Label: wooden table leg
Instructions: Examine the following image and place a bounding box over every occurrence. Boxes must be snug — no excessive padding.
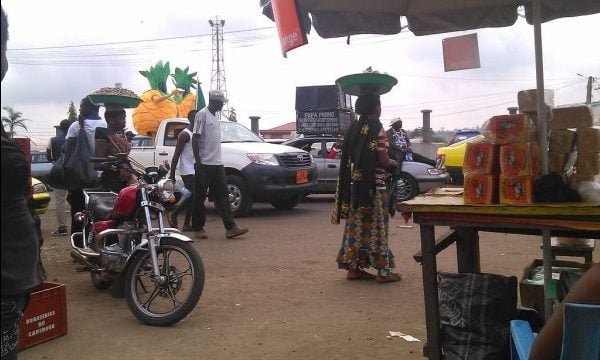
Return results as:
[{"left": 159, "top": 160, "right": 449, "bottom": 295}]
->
[
  {"left": 420, "top": 225, "right": 441, "bottom": 360},
  {"left": 455, "top": 227, "right": 480, "bottom": 273}
]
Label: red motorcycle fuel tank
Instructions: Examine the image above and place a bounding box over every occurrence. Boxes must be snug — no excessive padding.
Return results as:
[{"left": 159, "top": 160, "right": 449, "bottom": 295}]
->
[{"left": 111, "top": 185, "right": 138, "bottom": 219}]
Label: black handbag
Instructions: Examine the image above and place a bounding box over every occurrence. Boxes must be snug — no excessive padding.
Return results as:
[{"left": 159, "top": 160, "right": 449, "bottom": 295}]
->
[{"left": 47, "top": 120, "right": 98, "bottom": 189}]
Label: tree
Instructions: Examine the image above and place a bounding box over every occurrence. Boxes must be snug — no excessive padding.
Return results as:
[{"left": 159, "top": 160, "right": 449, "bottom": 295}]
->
[
  {"left": 1, "top": 106, "right": 30, "bottom": 138},
  {"left": 67, "top": 101, "right": 78, "bottom": 123}
]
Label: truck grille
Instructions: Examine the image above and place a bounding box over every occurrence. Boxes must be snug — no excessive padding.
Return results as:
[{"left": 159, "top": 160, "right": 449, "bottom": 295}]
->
[{"left": 278, "top": 153, "right": 312, "bottom": 168}]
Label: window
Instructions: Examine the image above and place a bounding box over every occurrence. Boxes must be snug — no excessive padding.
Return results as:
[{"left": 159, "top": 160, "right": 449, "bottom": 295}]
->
[{"left": 164, "top": 123, "right": 188, "bottom": 146}]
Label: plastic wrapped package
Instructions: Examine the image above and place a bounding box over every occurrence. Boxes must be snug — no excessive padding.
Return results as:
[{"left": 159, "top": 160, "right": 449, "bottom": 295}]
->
[
  {"left": 576, "top": 153, "right": 600, "bottom": 175},
  {"left": 499, "top": 142, "right": 541, "bottom": 176},
  {"left": 549, "top": 129, "right": 576, "bottom": 153},
  {"left": 577, "top": 127, "right": 600, "bottom": 152},
  {"left": 517, "top": 89, "right": 554, "bottom": 113},
  {"left": 499, "top": 175, "right": 535, "bottom": 204},
  {"left": 463, "top": 142, "right": 498, "bottom": 175},
  {"left": 549, "top": 105, "right": 596, "bottom": 130},
  {"left": 463, "top": 174, "right": 498, "bottom": 204}
]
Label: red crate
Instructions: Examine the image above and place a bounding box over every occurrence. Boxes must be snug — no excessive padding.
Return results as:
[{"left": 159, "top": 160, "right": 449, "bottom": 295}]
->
[{"left": 19, "top": 282, "right": 68, "bottom": 349}]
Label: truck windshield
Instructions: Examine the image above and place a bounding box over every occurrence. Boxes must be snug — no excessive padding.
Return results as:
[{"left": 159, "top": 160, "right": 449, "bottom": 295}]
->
[{"left": 220, "top": 121, "right": 263, "bottom": 143}]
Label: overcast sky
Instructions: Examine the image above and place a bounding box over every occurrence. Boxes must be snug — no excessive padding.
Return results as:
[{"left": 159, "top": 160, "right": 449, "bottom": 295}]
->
[{"left": 1, "top": 0, "right": 599, "bottom": 144}]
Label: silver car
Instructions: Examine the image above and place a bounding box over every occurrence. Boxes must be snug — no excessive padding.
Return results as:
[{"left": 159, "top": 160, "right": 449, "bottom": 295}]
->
[
  {"left": 31, "top": 151, "right": 53, "bottom": 184},
  {"left": 282, "top": 136, "right": 448, "bottom": 201}
]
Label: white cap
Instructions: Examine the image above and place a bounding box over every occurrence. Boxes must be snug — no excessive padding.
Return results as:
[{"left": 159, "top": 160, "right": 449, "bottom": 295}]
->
[{"left": 208, "top": 90, "right": 228, "bottom": 103}]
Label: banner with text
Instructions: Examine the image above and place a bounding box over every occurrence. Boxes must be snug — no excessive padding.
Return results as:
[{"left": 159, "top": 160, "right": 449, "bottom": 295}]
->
[
  {"left": 271, "top": 0, "right": 307, "bottom": 57},
  {"left": 296, "top": 110, "right": 352, "bottom": 136}
]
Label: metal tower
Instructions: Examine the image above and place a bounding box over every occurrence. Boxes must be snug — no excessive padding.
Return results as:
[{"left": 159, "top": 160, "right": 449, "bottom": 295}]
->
[{"left": 209, "top": 17, "right": 229, "bottom": 117}]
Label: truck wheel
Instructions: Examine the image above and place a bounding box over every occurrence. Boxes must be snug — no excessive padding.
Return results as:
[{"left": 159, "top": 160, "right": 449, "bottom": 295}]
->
[
  {"left": 226, "top": 175, "right": 252, "bottom": 217},
  {"left": 271, "top": 194, "right": 303, "bottom": 210}
]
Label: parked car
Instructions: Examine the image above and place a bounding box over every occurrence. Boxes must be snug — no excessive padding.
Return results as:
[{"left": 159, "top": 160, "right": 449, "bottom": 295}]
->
[
  {"left": 282, "top": 136, "right": 448, "bottom": 201},
  {"left": 445, "top": 129, "right": 481, "bottom": 146},
  {"left": 130, "top": 135, "right": 154, "bottom": 147},
  {"left": 31, "top": 177, "right": 51, "bottom": 214},
  {"left": 31, "top": 150, "right": 53, "bottom": 184},
  {"left": 436, "top": 134, "right": 485, "bottom": 185}
]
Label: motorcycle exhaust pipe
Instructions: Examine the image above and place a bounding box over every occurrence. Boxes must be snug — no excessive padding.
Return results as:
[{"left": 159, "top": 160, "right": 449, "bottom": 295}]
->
[{"left": 70, "top": 248, "right": 97, "bottom": 269}]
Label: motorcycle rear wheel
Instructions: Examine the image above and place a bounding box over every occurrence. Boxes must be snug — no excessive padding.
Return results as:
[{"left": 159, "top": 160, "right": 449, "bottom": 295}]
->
[{"left": 125, "top": 238, "right": 204, "bottom": 326}]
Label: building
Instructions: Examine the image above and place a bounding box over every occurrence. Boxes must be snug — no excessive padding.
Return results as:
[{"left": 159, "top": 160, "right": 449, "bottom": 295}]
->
[{"left": 260, "top": 122, "right": 296, "bottom": 140}]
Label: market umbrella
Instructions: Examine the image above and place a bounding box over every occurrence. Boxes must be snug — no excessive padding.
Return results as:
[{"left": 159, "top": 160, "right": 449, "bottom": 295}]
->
[{"left": 260, "top": 0, "right": 600, "bottom": 340}]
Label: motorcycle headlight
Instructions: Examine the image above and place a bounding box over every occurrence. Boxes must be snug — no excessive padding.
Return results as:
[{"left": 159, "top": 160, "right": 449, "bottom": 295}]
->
[
  {"left": 247, "top": 153, "right": 279, "bottom": 166},
  {"left": 156, "top": 179, "right": 175, "bottom": 202}
]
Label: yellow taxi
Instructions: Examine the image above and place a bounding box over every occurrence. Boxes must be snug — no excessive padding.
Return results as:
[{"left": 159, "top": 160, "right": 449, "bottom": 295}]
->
[
  {"left": 31, "top": 177, "right": 51, "bottom": 215},
  {"left": 436, "top": 135, "right": 485, "bottom": 185}
]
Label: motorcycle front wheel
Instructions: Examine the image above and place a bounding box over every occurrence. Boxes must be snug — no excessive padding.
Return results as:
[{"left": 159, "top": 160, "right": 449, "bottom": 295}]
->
[{"left": 125, "top": 238, "right": 205, "bottom": 326}]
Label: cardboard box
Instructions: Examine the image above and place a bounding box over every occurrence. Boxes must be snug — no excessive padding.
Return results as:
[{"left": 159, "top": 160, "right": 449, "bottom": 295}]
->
[
  {"left": 520, "top": 259, "right": 589, "bottom": 314},
  {"left": 548, "top": 152, "right": 569, "bottom": 174},
  {"left": 576, "top": 152, "right": 600, "bottom": 175},
  {"left": 463, "top": 142, "right": 498, "bottom": 175},
  {"left": 499, "top": 142, "right": 541, "bottom": 176},
  {"left": 517, "top": 89, "right": 555, "bottom": 113},
  {"left": 463, "top": 174, "right": 498, "bottom": 204},
  {"left": 488, "top": 114, "right": 530, "bottom": 144},
  {"left": 549, "top": 105, "right": 596, "bottom": 130},
  {"left": 19, "top": 282, "right": 68, "bottom": 349},
  {"left": 549, "top": 129, "right": 576, "bottom": 153},
  {"left": 577, "top": 127, "right": 600, "bottom": 153},
  {"left": 499, "top": 175, "right": 535, "bottom": 204}
]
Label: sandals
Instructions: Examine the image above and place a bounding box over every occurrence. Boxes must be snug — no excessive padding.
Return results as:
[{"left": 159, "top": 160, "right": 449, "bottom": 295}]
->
[
  {"left": 376, "top": 273, "right": 402, "bottom": 284},
  {"left": 347, "top": 270, "right": 377, "bottom": 281}
]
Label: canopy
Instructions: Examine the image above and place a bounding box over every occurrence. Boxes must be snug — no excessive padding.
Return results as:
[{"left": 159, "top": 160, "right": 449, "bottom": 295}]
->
[{"left": 261, "top": 0, "right": 600, "bottom": 327}]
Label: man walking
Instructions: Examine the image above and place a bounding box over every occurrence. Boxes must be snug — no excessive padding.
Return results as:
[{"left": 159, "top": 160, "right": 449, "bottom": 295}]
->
[
  {"left": 47, "top": 119, "right": 71, "bottom": 235},
  {"left": 168, "top": 109, "right": 198, "bottom": 231},
  {"left": 191, "top": 90, "right": 248, "bottom": 239}
]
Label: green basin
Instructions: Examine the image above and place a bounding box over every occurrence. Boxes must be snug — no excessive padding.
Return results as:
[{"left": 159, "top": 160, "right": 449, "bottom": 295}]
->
[
  {"left": 336, "top": 73, "right": 398, "bottom": 96},
  {"left": 88, "top": 94, "right": 141, "bottom": 108}
]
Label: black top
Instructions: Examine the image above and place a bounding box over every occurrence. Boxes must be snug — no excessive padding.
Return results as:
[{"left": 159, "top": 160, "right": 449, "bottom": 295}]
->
[{"left": 1, "top": 132, "right": 46, "bottom": 295}]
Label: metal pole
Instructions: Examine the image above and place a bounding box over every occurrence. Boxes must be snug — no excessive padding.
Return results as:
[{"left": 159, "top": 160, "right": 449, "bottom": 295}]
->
[{"left": 533, "top": 0, "right": 553, "bottom": 321}]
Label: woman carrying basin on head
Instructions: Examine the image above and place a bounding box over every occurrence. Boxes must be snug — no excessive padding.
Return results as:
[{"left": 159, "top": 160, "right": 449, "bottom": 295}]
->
[{"left": 332, "top": 94, "right": 401, "bottom": 284}]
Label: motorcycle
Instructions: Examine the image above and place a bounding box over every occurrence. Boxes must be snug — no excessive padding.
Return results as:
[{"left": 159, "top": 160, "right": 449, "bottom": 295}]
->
[{"left": 70, "top": 155, "right": 204, "bottom": 326}]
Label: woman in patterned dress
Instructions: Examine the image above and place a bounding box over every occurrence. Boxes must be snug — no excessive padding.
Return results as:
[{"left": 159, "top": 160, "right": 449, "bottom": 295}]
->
[{"left": 332, "top": 94, "right": 401, "bottom": 283}]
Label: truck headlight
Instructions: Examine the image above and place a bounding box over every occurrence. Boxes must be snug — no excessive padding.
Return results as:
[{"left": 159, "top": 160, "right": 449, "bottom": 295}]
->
[{"left": 247, "top": 153, "right": 279, "bottom": 166}]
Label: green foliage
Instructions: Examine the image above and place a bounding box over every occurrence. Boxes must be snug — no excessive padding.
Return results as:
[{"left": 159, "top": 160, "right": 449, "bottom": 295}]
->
[
  {"left": 139, "top": 60, "right": 171, "bottom": 93},
  {"left": 171, "top": 66, "right": 198, "bottom": 95},
  {"left": 2, "top": 106, "right": 30, "bottom": 138}
]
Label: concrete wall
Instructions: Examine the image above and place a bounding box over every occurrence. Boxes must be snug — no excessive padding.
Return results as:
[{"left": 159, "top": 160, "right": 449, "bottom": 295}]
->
[{"left": 411, "top": 142, "right": 444, "bottom": 160}]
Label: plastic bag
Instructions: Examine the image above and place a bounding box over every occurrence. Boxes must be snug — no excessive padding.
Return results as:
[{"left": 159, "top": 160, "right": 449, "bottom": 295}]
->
[
  {"left": 47, "top": 124, "right": 98, "bottom": 189},
  {"left": 438, "top": 272, "right": 518, "bottom": 360}
]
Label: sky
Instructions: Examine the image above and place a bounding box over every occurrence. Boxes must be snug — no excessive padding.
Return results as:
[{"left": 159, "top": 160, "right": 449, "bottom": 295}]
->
[{"left": 1, "top": 0, "right": 599, "bottom": 146}]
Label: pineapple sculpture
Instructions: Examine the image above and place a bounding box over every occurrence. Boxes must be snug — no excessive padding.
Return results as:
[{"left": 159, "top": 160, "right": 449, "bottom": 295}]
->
[
  {"left": 132, "top": 61, "right": 178, "bottom": 136},
  {"left": 171, "top": 66, "right": 198, "bottom": 118}
]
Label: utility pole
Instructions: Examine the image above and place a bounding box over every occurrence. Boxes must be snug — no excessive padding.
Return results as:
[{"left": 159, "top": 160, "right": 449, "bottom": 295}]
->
[
  {"left": 209, "top": 17, "right": 229, "bottom": 117},
  {"left": 578, "top": 74, "right": 598, "bottom": 104}
]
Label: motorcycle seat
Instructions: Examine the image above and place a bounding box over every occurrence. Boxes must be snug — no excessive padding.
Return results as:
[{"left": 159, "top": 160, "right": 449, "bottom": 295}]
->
[{"left": 89, "top": 193, "right": 118, "bottom": 220}]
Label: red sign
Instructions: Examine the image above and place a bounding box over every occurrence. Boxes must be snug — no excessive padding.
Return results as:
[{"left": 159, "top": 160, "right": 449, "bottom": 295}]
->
[
  {"left": 271, "top": 0, "right": 307, "bottom": 57},
  {"left": 442, "top": 33, "right": 480, "bottom": 72}
]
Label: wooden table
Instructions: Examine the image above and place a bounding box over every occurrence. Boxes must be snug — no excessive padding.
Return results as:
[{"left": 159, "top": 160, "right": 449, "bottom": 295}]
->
[{"left": 399, "top": 194, "right": 600, "bottom": 360}]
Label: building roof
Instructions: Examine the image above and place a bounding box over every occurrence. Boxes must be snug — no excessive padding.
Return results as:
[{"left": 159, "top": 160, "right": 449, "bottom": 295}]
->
[{"left": 261, "top": 122, "right": 296, "bottom": 134}]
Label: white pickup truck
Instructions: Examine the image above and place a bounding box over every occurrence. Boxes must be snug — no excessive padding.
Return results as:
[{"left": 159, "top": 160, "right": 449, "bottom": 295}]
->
[{"left": 129, "top": 118, "right": 318, "bottom": 217}]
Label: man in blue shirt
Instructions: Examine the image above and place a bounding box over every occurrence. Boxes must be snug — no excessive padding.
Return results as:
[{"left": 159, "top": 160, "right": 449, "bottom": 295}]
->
[{"left": 47, "top": 119, "right": 71, "bottom": 235}]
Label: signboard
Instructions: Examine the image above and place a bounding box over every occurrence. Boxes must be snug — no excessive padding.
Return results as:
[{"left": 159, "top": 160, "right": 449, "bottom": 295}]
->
[
  {"left": 271, "top": 0, "right": 307, "bottom": 57},
  {"left": 442, "top": 33, "right": 480, "bottom": 72},
  {"left": 296, "top": 110, "right": 353, "bottom": 136}
]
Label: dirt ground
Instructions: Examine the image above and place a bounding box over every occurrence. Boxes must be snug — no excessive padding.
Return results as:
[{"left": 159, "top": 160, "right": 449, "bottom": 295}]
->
[{"left": 21, "top": 195, "right": 598, "bottom": 360}]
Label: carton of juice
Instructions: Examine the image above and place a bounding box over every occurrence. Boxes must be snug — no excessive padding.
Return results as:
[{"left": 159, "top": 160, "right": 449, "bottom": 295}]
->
[
  {"left": 463, "top": 142, "right": 498, "bottom": 175},
  {"left": 499, "top": 142, "right": 541, "bottom": 176},
  {"left": 463, "top": 174, "right": 497, "bottom": 205},
  {"left": 499, "top": 175, "right": 535, "bottom": 204},
  {"left": 488, "top": 114, "right": 529, "bottom": 144}
]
